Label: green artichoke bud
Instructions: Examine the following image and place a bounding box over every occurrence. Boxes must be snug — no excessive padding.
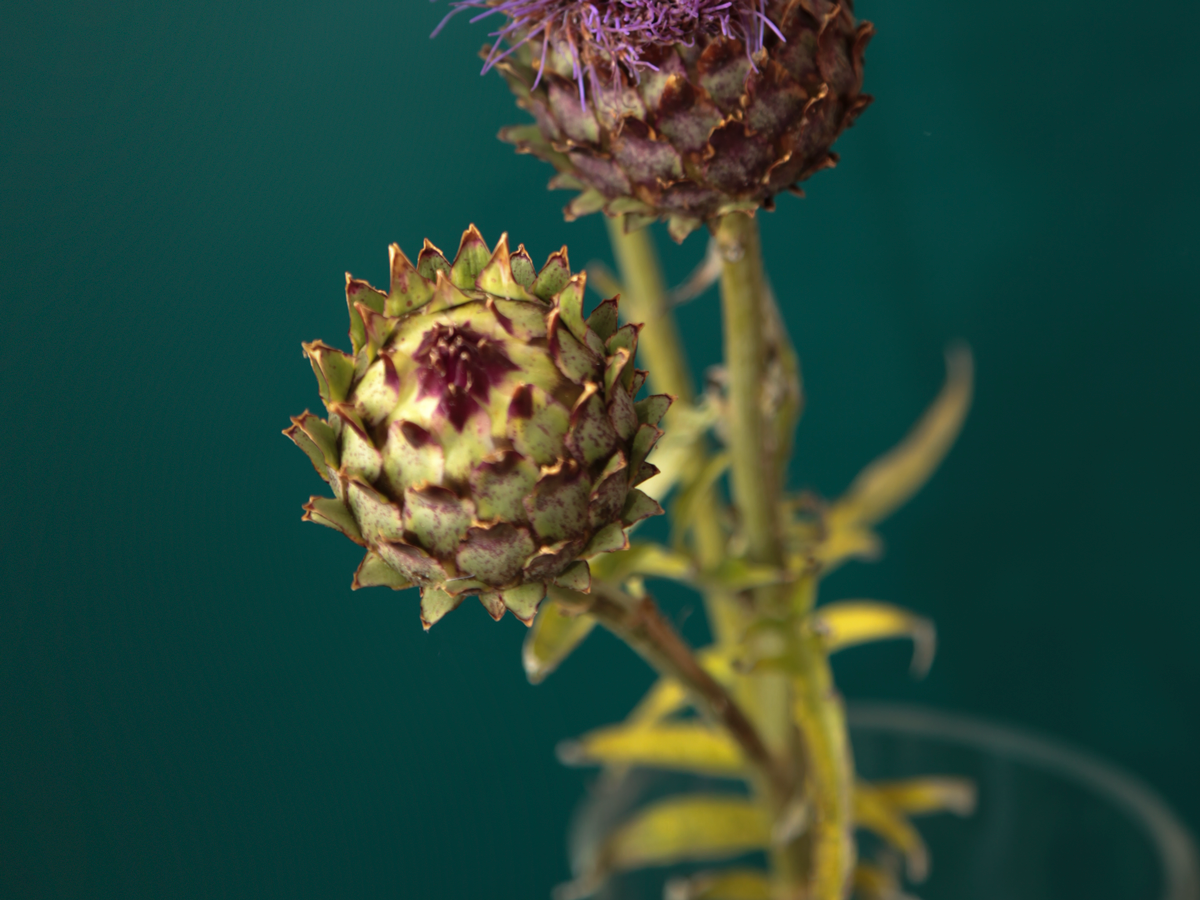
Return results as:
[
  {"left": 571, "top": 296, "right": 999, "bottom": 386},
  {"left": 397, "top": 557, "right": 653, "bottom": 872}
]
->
[
  {"left": 480, "top": 0, "right": 873, "bottom": 241},
  {"left": 285, "top": 227, "right": 670, "bottom": 628}
]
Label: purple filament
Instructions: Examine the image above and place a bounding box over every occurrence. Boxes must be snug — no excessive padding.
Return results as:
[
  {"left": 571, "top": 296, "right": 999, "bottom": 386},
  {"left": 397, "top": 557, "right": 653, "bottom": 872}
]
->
[{"left": 432, "top": 0, "right": 782, "bottom": 98}]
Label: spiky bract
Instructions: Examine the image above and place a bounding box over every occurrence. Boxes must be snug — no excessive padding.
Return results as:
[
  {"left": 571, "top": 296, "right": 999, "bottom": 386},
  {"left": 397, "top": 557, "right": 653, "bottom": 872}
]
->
[
  {"left": 475, "top": 0, "right": 873, "bottom": 240},
  {"left": 285, "top": 227, "right": 670, "bottom": 628}
]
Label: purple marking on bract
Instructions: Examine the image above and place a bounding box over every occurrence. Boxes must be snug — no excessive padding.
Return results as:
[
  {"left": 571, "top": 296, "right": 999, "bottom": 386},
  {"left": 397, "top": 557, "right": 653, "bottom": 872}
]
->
[
  {"left": 434, "top": 0, "right": 776, "bottom": 98},
  {"left": 400, "top": 420, "right": 433, "bottom": 448},
  {"left": 414, "top": 323, "right": 518, "bottom": 431},
  {"left": 508, "top": 384, "right": 535, "bottom": 420},
  {"left": 381, "top": 353, "right": 402, "bottom": 394}
]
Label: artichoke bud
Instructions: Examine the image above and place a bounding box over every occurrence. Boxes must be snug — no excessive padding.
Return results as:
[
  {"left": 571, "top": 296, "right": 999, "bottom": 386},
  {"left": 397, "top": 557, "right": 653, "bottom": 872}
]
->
[
  {"left": 464, "top": 0, "right": 872, "bottom": 241},
  {"left": 284, "top": 226, "right": 670, "bottom": 628}
]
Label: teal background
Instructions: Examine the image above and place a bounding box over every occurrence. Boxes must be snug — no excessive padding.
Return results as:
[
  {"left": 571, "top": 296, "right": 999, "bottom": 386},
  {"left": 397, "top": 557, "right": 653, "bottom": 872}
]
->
[{"left": 2, "top": 1, "right": 1197, "bottom": 896}]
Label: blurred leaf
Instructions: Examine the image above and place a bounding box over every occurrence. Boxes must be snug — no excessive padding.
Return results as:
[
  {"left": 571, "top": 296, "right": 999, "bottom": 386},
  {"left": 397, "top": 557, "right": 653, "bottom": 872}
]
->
[
  {"left": 813, "top": 601, "right": 936, "bottom": 678},
  {"left": 665, "top": 868, "right": 771, "bottom": 900},
  {"left": 599, "top": 795, "right": 770, "bottom": 875},
  {"left": 828, "top": 345, "right": 973, "bottom": 531},
  {"left": 854, "top": 784, "right": 929, "bottom": 883},
  {"left": 670, "top": 450, "right": 730, "bottom": 551},
  {"left": 628, "top": 648, "right": 734, "bottom": 725},
  {"left": 699, "top": 557, "right": 788, "bottom": 592},
  {"left": 871, "top": 778, "right": 977, "bottom": 817},
  {"left": 523, "top": 602, "right": 596, "bottom": 684},
  {"left": 852, "top": 861, "right": 917, "bottom": 900},
  {"left": 809, "top": 525, "right": 881, "bottom": 572},
  {"left": 589, "top": 542, "right": 694, "bottom": 585},
  {"left": 559, "top": 723, "right": 745, "bottom": 777},
  {"left": 585, "top": 261, "right": 624, "bottom": 300}
]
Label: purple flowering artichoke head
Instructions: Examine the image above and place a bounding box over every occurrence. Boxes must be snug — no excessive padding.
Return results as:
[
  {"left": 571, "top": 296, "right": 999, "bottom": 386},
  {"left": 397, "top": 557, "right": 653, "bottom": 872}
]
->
[
  {"left": 438, "top": 0, "right": 874, "bottom": 240},
  {"left": 285, "top": 227, "right": 670, "bottom": 629}
]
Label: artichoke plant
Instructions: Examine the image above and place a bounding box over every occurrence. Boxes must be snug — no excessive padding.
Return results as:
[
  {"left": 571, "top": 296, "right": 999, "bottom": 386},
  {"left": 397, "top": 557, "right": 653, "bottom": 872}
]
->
[
  {"left": 285, "top": 227, "right": 670, "bottom": 628},
  {"left": 440, "top": 0, "right": 873, "bottom": 240},
  {"left": 278, "top": 7, "right": 984, "bottom": 900}
]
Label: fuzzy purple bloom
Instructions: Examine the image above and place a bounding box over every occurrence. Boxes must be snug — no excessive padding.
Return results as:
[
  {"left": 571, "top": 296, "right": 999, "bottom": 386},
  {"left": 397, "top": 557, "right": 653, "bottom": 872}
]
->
[{"left": 434, "top": 0, "right": 781, "bottom": 97}]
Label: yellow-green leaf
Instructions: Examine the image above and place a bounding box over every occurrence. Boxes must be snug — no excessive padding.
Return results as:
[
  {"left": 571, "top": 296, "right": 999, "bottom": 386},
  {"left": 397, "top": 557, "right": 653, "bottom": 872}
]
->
[
  {"left": 627, "top": 648, "right": 734, "bottom": 725},
  {"left": 523, "top": 602, "right": 596, "bottom": 684},
  {"left": 588, "top": 542, "right": 694, "bottom": 584},
  {"left": 559, "top": 723, "right": 745, "bottom": 777},
  {"left": 670, "top": 450, "right": 730, "bottom": 550},
  {"left": 854, "top": 784, "right": 929, "bottom": 882},
  {"left": 871, "top": 777, "right": 977, "bottom": 817},
  {"left": 852, "top": 862, "right": 915, "bottom": 900},
  {"left": 828, "top": 345, "right": 973, "bottom": 531},
  {"left": 665, "top": 868, "right": 772, "bottom": 900},
  {"left": 599, "top": 795, "right": 770, "bottom": 875},
  {"left": 700, "top": 557, "right": 788, "bottom": 592},
  {"left": 813, "top": 600, "right": 936, "bottom": 678},
  {"left": 810, "top": 525, "right": 881, "bottom": 572}
]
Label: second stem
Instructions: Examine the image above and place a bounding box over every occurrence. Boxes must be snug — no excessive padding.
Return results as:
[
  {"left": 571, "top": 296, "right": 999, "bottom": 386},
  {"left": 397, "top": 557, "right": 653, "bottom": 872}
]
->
[{"left": 715, "top": 212, "right": 785, "bottom": 576}]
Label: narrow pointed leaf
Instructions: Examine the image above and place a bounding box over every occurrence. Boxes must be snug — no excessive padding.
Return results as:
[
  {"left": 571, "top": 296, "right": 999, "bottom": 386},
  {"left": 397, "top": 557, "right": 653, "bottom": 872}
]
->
[
  {"left": 811, "top": 524, "right": 882, "bottom": 571},
  {"left": 813, "top": 600, "right": 936, "bottom": 678},
  {"left": 588, "top": 542, "right": 693, "bottom": 584},
  {"left": 559, "top": 723, "right": 745, "bottom": 777},
  {"left": 700, "top": 557, "right": 787, "bottom": 592},
  {"left": 626, "top": 648, "right": 733, "bottom": 725},
  {"left": 597, "top": 795, "right": 770, "bottom": 876},
  {"left": 852, "top": 863, "right": 913, "bottom": 900},
  {"left": 870, "top": 777, "right": 977, "bottom": 817},
  {"left": 854, "top": 784, "right": 929, "bottom": 883},
  {"left": 668, "top": 450, "right": 730, "bottom": 545},
  {"left": 830, "top": 346, "right": 973, "bottom": 530}
]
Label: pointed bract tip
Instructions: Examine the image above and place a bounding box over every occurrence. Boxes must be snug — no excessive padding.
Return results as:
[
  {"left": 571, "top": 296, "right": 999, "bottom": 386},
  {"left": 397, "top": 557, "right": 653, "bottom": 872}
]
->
[{"left": 490, "top": 232, "right": 512, "bottom": 263}]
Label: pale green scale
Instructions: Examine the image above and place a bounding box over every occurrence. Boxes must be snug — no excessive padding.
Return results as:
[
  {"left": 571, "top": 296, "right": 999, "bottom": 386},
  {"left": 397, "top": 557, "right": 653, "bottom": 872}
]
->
[
  {"left": 352, "top": 357, "right": 398, "bottom": 425},
  {"left": 508, "top": 385, "right": 570, "bottom": 466},
  {"left": 346, "top": 480, "right": 406, "bottom": 543},
  {"left": 339, "top": 425, "right": 382, "bottom": 483},
  {"left": 382, "top": 422, "right": 444, "bottom": 493},
  {"left": 402, "top": 488, "right": 475, "bottom": 557},
  {"left": 469, "top": 454, "right": 539, "bottom": 522},
  {"left": 492, "top": 299, "right": 549, "bottom": 341},
  {"left": 442, "top": 411, "right": 497, "bottom": 485},
  {"left": 505, "top": 343, "right": 562, "bottom": 388}
]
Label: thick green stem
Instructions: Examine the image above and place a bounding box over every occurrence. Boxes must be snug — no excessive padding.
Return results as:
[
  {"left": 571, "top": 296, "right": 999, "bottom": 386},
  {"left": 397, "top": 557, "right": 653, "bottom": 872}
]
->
[
  {"left": 605, "top": 220, "right": 740, "bottom": 645},
  {"left": 716, "top": 212, "right": 813, "bottom": 899},
  {"left": 715, "top": 213, "right": 785, "bottom": 576}
]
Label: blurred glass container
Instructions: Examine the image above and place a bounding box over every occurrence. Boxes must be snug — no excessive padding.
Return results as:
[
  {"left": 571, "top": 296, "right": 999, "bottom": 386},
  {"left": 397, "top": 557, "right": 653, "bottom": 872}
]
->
[{"left": 848, "top": 704, "right": 1200, "bottom": 900}]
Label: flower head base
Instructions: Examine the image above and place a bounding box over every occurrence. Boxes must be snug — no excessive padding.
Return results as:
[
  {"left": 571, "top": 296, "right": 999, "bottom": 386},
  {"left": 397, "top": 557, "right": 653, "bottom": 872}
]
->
[
  {"left": 443, "top": 0, "right": 873, "bottom": 240},
  {"left": 285, "top": 227, "right": 670, "bottom": 628}
]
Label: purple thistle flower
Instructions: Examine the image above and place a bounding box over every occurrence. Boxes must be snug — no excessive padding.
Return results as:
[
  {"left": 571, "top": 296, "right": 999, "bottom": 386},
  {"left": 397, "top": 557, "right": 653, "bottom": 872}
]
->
[{"left": 433, "top": 0, "right": 782, "bottom": 99}]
